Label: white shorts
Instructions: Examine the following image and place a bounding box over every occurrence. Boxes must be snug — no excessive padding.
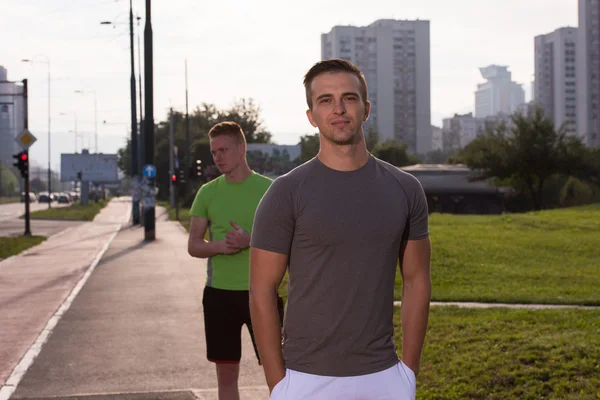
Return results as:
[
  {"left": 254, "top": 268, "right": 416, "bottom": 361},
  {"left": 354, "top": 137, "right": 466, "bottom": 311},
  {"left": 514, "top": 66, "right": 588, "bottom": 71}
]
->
[{"left": 270, "top": 360, "right": 416, "bottom": 400}]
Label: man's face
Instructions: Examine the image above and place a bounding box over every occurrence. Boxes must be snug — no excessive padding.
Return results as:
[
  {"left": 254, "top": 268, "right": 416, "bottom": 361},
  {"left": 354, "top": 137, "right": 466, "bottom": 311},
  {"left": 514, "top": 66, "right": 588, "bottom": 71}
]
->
[
  {"left": 306, "top": 72, "right": 370, "bottom": 145},
  {"left": 210, "top": 134, "right": 244, "bottom": 175}
]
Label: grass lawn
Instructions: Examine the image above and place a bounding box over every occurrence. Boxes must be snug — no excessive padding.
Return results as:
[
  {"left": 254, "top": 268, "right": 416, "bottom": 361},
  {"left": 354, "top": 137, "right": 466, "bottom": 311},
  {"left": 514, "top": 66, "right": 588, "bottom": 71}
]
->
[
  {"left": 399, "top": 306, "right": 600, "bottom": 399},
  {"left": 401, "top": 203, "right": 600, "bottom": 305},
  {"left": 0, "top": 196, "right": 19, "bottom": 205},
  {"left": 159, "top": 201, "right": 192, "bottom": 231},
  {"left": 29, "top": 199, "right": 108, "bottom": 221},
  {"left": 0, "top": 235, "right": 46, "bottom": 260}
]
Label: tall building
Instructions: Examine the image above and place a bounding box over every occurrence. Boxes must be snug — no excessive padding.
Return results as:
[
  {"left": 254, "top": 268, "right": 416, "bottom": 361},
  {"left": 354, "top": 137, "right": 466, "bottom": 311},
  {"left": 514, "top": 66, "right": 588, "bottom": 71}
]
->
[
  {"left": 577, "top": 0, "right": 600, "bottom": 147},
  {"left": 0, "top": 67, "right": 25, "bottom": 167},
  {"left": 534, "top": 27, "right": 578, "bottom": 136},
  {"left": 441, "top": 112, "right": 512, "bottom": 151},
  {"left": 321, "top": 19, "right": 431, "bottom": 154},
  {"left": 474, "top": 65, "right": 525, "bottom": 118}
]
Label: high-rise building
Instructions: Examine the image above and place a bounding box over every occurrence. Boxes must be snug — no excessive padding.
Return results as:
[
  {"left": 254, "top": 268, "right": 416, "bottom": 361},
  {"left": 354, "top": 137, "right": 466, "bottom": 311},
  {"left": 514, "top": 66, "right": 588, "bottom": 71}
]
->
[
  {"left": 321, "top": 19, "right": 431, "bottom": 154},
  {"left": 534, "top": 27, "right": 578, "bottom": 136},
  {"left": 0, "top": 66, "right": 25, "bottom": 167},
  {"left": 577, "top": 0, "right": 600, "bottom": 147},
  {"left": 441, "top": 112, "right": 512, "bottom": 151},
  {"left": 474, "top": 65, "right": 525, "bottom": 118}
]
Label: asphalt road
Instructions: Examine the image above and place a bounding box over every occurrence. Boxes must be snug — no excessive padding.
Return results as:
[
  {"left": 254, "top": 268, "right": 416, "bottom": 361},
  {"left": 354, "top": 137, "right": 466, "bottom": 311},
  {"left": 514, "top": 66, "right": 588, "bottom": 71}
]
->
[
  {"left": 0, "top": 202, "right": 69, "bottom": 223},
  {"left": 0, "top": 217, "right": 84, "bottom": 238}
]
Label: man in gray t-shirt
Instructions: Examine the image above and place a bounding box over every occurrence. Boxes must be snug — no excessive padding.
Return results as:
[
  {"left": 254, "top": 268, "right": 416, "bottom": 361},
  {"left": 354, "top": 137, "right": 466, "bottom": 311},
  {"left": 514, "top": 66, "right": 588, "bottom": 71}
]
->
[{"left": 249, "top": 59, "right": 431, "bottom": 400}]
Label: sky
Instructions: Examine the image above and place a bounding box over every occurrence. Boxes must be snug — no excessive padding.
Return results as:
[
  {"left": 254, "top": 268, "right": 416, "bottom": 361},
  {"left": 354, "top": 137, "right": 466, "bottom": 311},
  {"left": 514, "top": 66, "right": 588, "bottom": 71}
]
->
[{"left": 1, "top": 0, "right": 578, "bottom": 172}]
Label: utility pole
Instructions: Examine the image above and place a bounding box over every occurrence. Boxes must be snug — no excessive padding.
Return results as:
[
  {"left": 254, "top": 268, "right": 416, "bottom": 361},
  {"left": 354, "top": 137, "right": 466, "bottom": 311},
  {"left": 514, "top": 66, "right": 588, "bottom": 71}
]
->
[
  {"left": 22, "top": 79, "right": 31, "bottom": 236},
  {"left": 137, "top": 13, "right": 144, "bottom": 175},
  {"left": 185, "top": 59, "right": 190, "bottom": 199},
  {"left": 129, "top": 0, "right": 140, "bottom": 225},
  {"left": 169, "top": 108, "right": 175, "bottom": 208},
  {"left": 143, "top": 0, "right": 155, "bottom": 240}
]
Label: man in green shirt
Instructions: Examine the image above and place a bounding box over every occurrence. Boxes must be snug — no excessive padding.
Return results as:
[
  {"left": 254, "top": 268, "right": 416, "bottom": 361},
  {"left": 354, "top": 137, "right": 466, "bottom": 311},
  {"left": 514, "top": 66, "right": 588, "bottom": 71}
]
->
[{"left": 188, "top": 121, "right": 283, "bottom": 400}]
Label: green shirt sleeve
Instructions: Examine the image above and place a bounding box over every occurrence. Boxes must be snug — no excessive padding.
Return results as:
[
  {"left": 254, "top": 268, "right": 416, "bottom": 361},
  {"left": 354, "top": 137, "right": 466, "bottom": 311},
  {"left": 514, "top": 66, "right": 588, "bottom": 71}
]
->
[{"left": 189, "top": 184, "right": 209, "bottom": 218}]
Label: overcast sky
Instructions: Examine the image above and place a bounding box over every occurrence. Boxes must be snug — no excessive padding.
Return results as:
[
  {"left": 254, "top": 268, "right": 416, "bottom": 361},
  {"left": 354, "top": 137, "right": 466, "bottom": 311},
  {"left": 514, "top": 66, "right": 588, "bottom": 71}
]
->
[{"left": 2, "top": 0, "right": 578, "bottom": 171}]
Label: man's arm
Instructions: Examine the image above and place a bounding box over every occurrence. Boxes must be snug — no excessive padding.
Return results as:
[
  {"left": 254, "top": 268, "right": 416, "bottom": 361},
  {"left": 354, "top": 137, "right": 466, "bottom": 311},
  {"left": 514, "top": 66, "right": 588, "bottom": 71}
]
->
[
  {"left": 188, "top": 216, "right": 237, "bottom": 258},
  {"left": 399, "top": 237, "right": 431, "bottom": 376},
  {"left": 249, "top": 248, "right": 288, "bottom": 393}
]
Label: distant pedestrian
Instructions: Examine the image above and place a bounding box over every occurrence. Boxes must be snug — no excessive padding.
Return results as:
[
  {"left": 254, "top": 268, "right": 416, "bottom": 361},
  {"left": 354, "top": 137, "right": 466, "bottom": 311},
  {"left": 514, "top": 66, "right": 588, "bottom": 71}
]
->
[{"left": 249, "top": 59, "right": 432, "bottom": 400}]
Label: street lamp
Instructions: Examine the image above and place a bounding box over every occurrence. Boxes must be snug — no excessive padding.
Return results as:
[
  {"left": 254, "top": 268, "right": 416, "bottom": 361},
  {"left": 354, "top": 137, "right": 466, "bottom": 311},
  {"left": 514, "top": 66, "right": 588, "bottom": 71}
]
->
[
  {"left": 22, "top": 55, "right": 52, "bottom": 208},
  {"left": 74, "top": 90, "right": 97, "bottom": 153},
  {"left": 59, "top": 112, "right": 79, "bottom": 152}
]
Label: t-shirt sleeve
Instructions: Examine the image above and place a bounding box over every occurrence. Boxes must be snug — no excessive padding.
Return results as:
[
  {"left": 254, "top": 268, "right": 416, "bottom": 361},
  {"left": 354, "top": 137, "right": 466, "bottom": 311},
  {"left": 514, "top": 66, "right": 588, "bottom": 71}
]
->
[
  {"left": 250, "top": 178, "right": 295, "bottom": 255},
  {"left": 405, "top": 175, "right": 429, "bottom": 240},
  {"left": 189, "top": 184, "right": 209, "bottom": 219}
]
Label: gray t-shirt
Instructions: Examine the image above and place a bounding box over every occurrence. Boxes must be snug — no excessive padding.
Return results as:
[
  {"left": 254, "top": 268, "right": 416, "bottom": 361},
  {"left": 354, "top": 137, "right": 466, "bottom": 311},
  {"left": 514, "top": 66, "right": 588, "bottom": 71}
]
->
[{"left": 250, "top": 155, "right": 429, "bottom": 377}]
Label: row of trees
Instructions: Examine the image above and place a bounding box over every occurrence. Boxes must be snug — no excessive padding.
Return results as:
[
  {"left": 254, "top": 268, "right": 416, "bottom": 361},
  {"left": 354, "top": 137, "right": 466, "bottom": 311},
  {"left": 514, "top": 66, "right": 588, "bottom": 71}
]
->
[{"left": 451, "top": 107, "right": 600, "bottom": 210}]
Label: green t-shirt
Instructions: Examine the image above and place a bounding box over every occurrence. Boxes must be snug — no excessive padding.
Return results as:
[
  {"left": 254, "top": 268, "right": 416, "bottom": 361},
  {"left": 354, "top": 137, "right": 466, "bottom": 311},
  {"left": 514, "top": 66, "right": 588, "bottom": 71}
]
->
[{"left": 189, "top": 172, "right": 272, "bottom": 290}]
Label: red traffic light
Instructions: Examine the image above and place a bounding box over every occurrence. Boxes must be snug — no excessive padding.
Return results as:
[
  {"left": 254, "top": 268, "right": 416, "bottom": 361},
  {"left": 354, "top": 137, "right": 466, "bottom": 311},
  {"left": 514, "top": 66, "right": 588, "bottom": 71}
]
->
[
  {"left": 20, "top": 153, "right": 28, "bottom": 161},
  {"left": 171, "top": 174, "right": 177, "bottom": 182}
]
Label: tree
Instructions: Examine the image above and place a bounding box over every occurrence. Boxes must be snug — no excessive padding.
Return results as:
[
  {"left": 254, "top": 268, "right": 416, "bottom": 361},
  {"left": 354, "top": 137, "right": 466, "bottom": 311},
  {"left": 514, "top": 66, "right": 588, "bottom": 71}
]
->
[
  {"left": 365, "top": 127, "right": 379, "bottom": 151},
  {"left": 456, "top": 106, "right": 591, "bottom": 210},
  {"left": 298, "top": 133, "right": 320, "bottom": 162},
  {"left": 30, "top": 178, "right": 47, "bottom": 193},
  {"left": 371, "top": 140, "right": 420, "bottom": 167},
  {"left": 0, "top": 165, "right": 19, "bottom": 196}
]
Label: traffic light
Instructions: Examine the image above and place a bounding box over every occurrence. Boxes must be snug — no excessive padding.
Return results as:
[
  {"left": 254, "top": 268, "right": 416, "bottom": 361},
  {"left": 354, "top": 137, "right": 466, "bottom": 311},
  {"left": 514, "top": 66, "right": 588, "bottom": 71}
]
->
[
  {"left": 195, "top": 160, "right": 202, "bottom": 177},
  {"left": 12, "top": 151, "right": 29, "bottom": 178},
  {"left": 178, "top": 167, "right": 186, "bottom": 184},
  {"left": 171, "top": 174, "right": 178, "bottom": 186}
]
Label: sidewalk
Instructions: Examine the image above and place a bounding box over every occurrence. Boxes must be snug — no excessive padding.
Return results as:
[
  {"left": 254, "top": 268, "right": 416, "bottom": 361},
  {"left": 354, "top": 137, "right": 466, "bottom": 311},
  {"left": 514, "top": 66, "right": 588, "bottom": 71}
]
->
[
  {"left": 0, "top": 198, "right": 129, "bottom": 399},
  {"left": 3, "top": 202, "right": 268, "bottom": 400}
]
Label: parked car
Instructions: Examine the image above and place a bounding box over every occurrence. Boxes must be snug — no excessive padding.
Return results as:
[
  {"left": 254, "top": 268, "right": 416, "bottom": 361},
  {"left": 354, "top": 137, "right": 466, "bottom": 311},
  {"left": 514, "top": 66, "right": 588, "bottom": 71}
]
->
[
  {"left": 38, "top": 191, "right": 53, "bottom": 203},
  {"left": 57, "top": 193, "right": 71, "bottom": 204},
  {"left": 21, "top": 192, "right": 37, "bottom": 203}
]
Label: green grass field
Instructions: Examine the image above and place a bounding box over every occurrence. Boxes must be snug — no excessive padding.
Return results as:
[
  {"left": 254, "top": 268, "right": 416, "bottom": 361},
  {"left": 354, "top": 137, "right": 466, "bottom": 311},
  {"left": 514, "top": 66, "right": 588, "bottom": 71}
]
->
[
  {"left": 399, "top": 307, "right": 600, "bottom": 399},
  {"left": 0, "top": 235, "right": 46, "bottom": 260},
  {"left": 29, "top": 199, "right": 108, "bottom": 221},
  {"left": 399, "top": 204, "right": 600, "bottom": 305}
]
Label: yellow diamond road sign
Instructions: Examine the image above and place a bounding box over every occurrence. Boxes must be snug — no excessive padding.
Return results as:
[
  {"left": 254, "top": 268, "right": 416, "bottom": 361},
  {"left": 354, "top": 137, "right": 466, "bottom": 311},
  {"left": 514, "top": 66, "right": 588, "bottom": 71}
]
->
[{"left": 16, "top": 129, "right": 37, "bottom": 150}]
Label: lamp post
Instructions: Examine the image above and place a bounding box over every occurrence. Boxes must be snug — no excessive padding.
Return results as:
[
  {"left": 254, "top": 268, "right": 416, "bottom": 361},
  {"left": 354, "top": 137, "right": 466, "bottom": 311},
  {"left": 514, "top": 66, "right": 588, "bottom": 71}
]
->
[
  {"left": 100, "top": 0, "right": 140, "bottom": 225},
  {"left": 22, "top": 56, "right": 51, "bottom": 208},
  {"left": 74, "top": 90, "right": 97, "bottom": 153},
  {"left": 59, "top": 111, "right": 79, "bottom": 152}
]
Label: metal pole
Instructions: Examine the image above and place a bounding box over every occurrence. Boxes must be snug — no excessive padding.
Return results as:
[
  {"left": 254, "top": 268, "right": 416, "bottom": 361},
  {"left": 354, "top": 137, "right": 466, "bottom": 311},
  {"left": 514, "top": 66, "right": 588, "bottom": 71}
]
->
[
  {"left": 185, "top": 59, "right": 190, "bottom": 198},
  {"left": 169, "top": 108, "right": 175, "bottom": 208},
  {"left": 130, "top": 0, "right": 140, "bottom": 225},
  {"left": 23, "top": 79, "right": 31, "bottom": 236},
  {"left": 94, "top": 91, "right": 98, "bottom": 153},
  {"left": 143, "top": 0, "right": 155, "bottom": 240},
  {"left": 47, "top": 60, "right": 52, "bottom": 208}
]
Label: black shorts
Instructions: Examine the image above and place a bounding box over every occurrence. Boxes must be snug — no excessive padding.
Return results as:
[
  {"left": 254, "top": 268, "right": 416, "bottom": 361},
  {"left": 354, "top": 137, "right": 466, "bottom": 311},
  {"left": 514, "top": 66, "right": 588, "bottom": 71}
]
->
[{"left": 202, "top": 286, "right": 284, "bottom": 364}]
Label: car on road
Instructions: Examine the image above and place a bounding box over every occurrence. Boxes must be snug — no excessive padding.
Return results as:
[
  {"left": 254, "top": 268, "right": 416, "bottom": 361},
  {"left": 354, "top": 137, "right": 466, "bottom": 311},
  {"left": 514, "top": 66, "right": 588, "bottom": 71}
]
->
[
  {"left": 38, "top": 192, "right": 53, "bottom": 203},
  {"left": 57, "top": 193, "right": 71, "bottom": 204},
  {"left": 21, "top": 192, "right": 37, "bottom": 203}
]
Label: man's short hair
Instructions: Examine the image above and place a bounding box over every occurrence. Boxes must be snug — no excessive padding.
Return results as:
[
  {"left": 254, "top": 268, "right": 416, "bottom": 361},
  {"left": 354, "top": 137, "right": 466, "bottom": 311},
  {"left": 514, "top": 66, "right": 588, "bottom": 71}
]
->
[
  {"left": 303, "top": 58, "right": 369, "bottom": 110},
  {"left": 208, "top": 121, "right": 246, "bottom": 144}
]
